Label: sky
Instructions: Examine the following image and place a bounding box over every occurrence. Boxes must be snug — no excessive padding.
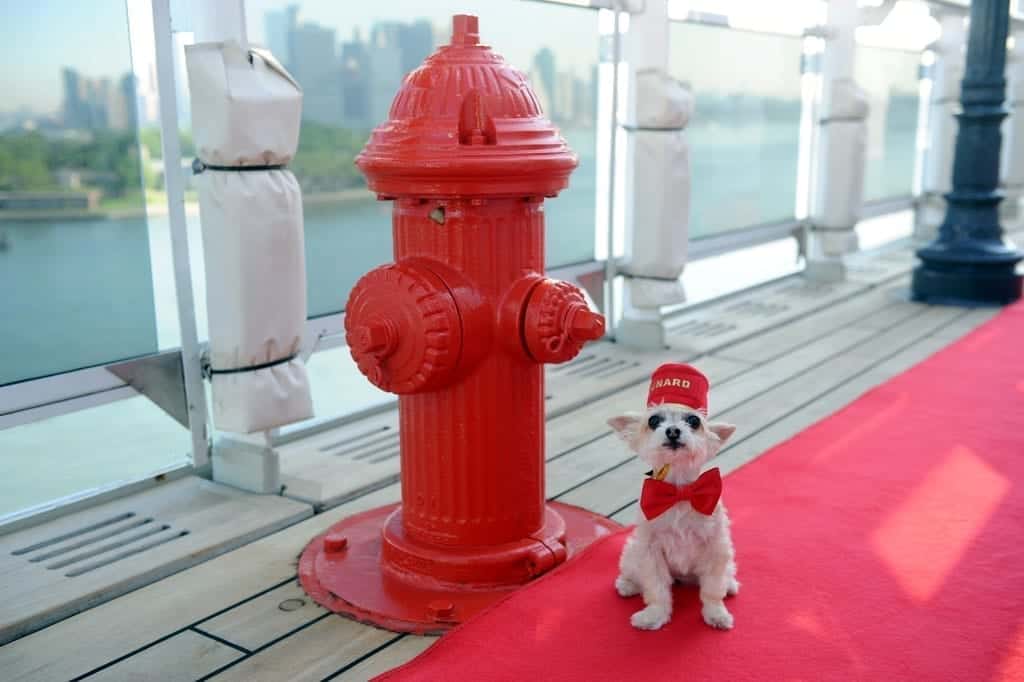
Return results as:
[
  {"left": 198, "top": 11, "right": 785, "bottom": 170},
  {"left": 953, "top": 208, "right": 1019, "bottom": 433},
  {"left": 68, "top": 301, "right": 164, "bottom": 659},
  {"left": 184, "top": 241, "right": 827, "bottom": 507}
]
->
[{"left": 0, "top": 1, "right": 136, "bottom": 114}]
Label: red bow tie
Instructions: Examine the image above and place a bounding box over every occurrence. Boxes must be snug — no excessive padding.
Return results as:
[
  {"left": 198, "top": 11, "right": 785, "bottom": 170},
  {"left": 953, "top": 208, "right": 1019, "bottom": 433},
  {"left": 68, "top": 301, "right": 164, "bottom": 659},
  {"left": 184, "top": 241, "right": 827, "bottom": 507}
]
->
[{"left": 640, "top": 468, "right": 723, "bottom": 520}]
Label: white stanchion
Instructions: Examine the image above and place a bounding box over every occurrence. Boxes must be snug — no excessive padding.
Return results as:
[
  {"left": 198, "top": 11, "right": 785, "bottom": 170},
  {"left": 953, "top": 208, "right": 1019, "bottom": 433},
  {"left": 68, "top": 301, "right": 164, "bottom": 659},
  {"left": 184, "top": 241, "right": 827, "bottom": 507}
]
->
[
  {"left": 617, "top": 70, "right": 693, "bottom": 349},
  {"left": 624, "top": 70, "right": 693, "bottom": 286},
  {"left": 810, "top": 79, "right": 869, "bottom": 235},
  {"left": 1001, "top": 32, "right": 1024, "bottom": 221},
  {"left": 186, "top": 42, "right": 313, "bottom": 435},
  {"left": 918, "top": 13, "right": 964, "bottom": 239},
  {"left": 806, "top": 0, "right": 869, "bottom": 282}
]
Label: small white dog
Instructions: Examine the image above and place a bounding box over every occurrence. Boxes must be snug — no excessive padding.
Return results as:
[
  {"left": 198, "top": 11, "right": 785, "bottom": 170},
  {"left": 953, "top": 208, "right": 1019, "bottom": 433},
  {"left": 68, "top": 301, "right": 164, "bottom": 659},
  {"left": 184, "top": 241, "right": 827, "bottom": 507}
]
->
[{"left": 608, "top": 363, "right": 738, "bottom": 631}]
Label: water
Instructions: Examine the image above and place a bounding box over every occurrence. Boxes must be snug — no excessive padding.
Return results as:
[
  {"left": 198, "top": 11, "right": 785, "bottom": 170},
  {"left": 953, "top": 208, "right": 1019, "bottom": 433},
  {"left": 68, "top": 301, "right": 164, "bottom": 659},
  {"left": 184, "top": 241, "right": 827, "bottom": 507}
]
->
[{"left": 0, "top": 215, "right": 160, "bottom": 385}]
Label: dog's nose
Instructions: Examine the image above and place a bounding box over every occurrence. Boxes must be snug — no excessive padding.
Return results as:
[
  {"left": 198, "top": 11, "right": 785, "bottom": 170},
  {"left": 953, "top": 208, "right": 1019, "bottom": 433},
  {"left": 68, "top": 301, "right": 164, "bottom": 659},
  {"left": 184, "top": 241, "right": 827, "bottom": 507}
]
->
[{"left": 665, "top": 427, "right": 681, "bottom": 441}]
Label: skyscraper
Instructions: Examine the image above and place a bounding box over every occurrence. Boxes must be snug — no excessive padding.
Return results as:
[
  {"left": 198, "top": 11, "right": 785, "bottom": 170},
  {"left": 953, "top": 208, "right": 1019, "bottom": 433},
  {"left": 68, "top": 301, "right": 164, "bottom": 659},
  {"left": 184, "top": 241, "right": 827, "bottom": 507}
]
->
[
  {"left": 265, "top": 4, "right": 298, "bottom": 67},
  {"left": 532, "top": 48, "right": 558, "bottom": 119},
  {"left": 340, "top": 28, "right": 371, "bottom": 128},
  {"left": 60, "top": 68, "right": 135, "bottom": 131},
  {"left": 291, "top": 21, "right": 342, "bottom": 124},
  {"left": 61, "top": 68, "right": 87, "bottom": 129},
  {"left": 399, "top": 20, "right": 434, "bottom": 76},
  {"left": 368, "top": 23, "right": 404, "bottom": 127}
]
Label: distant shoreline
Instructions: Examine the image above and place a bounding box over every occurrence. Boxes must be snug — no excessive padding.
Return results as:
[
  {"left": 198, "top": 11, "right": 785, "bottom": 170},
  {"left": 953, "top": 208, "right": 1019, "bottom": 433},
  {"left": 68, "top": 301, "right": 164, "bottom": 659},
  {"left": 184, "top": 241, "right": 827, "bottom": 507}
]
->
[{"left": 0, "top": 187, "right": 375, "bottom": 222}]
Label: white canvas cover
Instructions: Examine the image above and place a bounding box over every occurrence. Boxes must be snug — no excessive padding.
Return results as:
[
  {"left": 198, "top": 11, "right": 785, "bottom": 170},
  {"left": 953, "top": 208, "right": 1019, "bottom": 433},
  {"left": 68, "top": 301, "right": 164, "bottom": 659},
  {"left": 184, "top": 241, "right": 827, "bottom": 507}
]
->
[
  {"left": 1002, "top": 46, "right": 1024, "bottom": 195},
  {"left": 925, "top": 56, "right": 962, "bottom": 196},
  {"left": 625, "top": 71, "right": 693, "bottom": 286},
  {"left": 812, "top": 79, "right": 869, "bottom": 231},
  {"left": 186, "top": 41, "right": 313, "bottom": 433},
  {"left": 186, "top": 43, "right": 302, "bottom": 166}
]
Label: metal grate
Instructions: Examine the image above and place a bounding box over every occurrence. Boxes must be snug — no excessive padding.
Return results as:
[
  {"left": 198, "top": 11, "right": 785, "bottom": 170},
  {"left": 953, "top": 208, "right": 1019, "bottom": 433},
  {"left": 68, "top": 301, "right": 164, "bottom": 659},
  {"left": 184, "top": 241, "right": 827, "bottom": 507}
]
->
[
  {"left": 563, "top": 356, "right": 614, "bottom": 376},
  {"left": 549, "top": 352, "right": 597, "bottom": 374},
  {"left": 10, "top": 512, "right": 190, "bottom": 578},
  {"left": 320, "top": 422, "right": 401, "bottom": 463},
  {"left": 877, "top": 250, "right": 914, "bottom": 263},
  {"left": 778, "top": 282, "right": 836, "bottom": 298},
  {"left": 668, "top": 318, "right": 738, "bottom": 337},
  {"left": 317, "top": 425, "right": 391, "bottom": 453},
  {"left": 584, "top": 360, "right": 641, "bottom": 381},
  {"left": 848, "top": 264, "right": 889, "bottom": 276},
  {"left": 724, "top": 300, "right": 790, "bottom": 317}
]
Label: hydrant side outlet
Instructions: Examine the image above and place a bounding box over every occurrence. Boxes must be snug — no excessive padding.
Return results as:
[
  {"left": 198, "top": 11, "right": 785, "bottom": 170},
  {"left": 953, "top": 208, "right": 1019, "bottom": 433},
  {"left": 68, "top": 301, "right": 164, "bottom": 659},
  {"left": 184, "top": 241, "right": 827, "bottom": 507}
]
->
[{"left": 300, "top": 14, "right": 617, "bottom": 634}]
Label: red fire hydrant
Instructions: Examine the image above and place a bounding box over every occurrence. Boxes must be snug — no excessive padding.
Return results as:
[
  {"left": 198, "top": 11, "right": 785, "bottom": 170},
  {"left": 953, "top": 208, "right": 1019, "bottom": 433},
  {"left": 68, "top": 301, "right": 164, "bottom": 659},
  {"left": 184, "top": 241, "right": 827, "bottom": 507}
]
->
[{"left": 299, "top": 14, "right": 618, "bottom": 633}]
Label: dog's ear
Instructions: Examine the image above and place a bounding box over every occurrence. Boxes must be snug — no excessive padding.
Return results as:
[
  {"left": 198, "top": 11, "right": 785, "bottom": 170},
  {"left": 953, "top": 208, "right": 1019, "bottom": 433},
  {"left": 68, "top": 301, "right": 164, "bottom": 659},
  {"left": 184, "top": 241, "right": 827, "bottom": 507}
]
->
[
  {"left": 707, "top": 422, "right": 736, "bottom": 454},
  {"left": 607, "top": 413, "right": 644, "bottom": 448}
]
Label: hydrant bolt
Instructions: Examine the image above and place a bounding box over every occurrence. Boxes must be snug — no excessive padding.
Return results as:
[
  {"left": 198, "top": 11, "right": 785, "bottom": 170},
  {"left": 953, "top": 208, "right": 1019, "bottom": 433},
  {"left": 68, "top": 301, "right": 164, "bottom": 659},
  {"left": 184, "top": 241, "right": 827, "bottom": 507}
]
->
[
  {"left": 351, "top": 321, "right": 395, "bottom": 357},
  {"left": 427, "top": 600, "right": 456, "bottom": 621},
  {"left": 323, "top": 533, "right": 348, "bottom": 554}
]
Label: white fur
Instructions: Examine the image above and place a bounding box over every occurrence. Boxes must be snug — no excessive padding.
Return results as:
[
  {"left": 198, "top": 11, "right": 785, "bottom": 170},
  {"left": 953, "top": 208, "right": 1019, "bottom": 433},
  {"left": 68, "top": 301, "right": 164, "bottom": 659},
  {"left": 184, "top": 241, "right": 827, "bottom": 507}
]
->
[{"left": 608, "top": 404, "right": 738, "bottom": 631}]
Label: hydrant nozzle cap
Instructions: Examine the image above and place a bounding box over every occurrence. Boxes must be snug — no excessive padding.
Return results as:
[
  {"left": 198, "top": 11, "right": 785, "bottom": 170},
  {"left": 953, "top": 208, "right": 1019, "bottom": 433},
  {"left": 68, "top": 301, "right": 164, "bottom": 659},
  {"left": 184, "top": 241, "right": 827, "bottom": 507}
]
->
[
  {"left": 451, "top": 15, "right": 480, "bottom": 46},
  {"left": 569, "top": 307, "right": 606, "bottom": 342}
]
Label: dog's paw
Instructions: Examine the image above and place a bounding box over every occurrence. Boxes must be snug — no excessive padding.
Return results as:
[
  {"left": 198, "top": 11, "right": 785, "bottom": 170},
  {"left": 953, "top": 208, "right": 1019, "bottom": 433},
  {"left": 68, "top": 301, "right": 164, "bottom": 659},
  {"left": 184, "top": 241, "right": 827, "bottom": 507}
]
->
[
  {"left": 615, "top": 575, "right": 641, "bottom": 598},
  {"left": 727, "top": 577, "right": 740, "bottom": 597},
  {"left": 701, "top": 602, "right": 734, "bottom": 630},
  {"left": 631, "top": 604, "right": 671, "bottom": 630}
]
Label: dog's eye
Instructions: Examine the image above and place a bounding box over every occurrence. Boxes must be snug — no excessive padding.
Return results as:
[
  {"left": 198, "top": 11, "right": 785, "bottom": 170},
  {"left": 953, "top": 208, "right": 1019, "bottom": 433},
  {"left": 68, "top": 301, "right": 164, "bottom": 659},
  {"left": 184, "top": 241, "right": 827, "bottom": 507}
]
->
[
  {"left": 647, "top": 414, "right": 664, "bottom": 430},
  {"left": 685, "top": 415, "right": 702, "bottom": 430}
]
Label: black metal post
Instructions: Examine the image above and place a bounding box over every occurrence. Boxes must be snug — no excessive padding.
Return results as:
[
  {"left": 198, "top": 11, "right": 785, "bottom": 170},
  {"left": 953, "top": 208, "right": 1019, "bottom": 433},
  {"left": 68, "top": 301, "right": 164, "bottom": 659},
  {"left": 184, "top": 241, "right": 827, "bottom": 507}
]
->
[{"left": 912, "top": 0, "right": 1023, "bottom": 305}]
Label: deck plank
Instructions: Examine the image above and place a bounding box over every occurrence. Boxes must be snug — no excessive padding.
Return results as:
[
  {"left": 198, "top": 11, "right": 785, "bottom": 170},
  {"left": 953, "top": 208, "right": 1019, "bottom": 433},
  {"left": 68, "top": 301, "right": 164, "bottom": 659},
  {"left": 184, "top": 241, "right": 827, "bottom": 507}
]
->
[
  {"left": 717, "top": 306, "right": 989, "bottom": 476},
  {"left": 327, "top": 635, "right": 437, "bottom": 681},
  {"left": 198, "top": 582, "right": 327, "bottom": 652},
  {"left": 209, "top": 616, "right": 395, "bottom": 682},
  {"left": 87, "top": 630, "right": 244, "bottom": 682}
]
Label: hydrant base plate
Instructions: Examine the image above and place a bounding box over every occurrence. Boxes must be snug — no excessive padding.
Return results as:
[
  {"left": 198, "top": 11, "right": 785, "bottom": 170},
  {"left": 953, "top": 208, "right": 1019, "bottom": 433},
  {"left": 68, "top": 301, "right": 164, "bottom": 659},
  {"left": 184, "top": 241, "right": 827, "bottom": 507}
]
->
[{"left": 299, "top": 502, "right": 621, "bottom": 634}]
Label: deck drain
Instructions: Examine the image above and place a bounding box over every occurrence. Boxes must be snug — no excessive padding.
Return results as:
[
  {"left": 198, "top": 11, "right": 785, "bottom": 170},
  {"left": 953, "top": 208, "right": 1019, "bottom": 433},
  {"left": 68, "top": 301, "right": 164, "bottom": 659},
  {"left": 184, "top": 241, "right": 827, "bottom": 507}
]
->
[
  {"left": 279, "top": 598, "right": 306, "bottom": 612},
  {"left": 318, "top": 425, "right": 392, "bottom": 453},
  {"left": 670, "top": 318, "right": 738, "bottom": 337},
  {"left": 779, "top": 282, "right": 836, "bottom": 298},
  {"left": 12, "top": 512, "right": 190, "bottom": 578},
  {"left": 725, "top": 300, "right": 790, "bottom": 317},
  {"left": 549, "top": 353, "right": 596, "bottom": 373}
]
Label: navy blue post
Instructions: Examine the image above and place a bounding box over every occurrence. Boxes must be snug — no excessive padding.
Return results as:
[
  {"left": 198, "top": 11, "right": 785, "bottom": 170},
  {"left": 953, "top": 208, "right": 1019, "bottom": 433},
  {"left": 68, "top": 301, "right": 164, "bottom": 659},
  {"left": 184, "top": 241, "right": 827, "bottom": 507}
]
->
[{"left": 912, "top": 0, "right": 1023, "bottom": 305}]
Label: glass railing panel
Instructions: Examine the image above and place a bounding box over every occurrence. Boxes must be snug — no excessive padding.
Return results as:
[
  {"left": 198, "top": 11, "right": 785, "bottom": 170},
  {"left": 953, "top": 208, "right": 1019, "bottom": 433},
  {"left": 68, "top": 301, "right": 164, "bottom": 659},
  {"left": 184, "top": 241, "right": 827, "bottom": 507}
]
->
[
  {"left": 668, "top": 22, "right": 804, "bottom": 239},
  {"left": 0, "top": 0, "right": 192, "bottom": 519},
  {"left": 855, "top": 46, "right": 921, "bottom": 202},
  {"left": 244, "top": 0, "right": 600, "bottom": 317},
  {"left": 0, "top": 1, "right": 160, "bottom": 385},
  {"left": 0, "top": 397, "right": 190, "bottom": 519}
]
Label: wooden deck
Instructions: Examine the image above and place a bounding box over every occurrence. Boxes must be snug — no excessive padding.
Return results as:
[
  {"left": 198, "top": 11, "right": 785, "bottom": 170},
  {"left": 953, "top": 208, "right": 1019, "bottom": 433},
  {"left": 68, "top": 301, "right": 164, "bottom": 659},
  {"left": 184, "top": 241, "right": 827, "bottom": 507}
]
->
[{"left": 0, "top": 231, "right": 1017, "bottom": 681}]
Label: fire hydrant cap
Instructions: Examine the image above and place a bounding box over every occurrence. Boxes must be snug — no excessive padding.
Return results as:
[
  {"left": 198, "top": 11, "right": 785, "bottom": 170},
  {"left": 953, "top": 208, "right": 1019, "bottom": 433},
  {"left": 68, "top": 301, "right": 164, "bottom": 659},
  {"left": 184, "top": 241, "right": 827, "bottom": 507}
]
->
[
  {"left": 355, "top": 14, "right": 579, "bottom": 198},
  {"left": 345, "top": 261, "right": 463, "bottom": 394}
]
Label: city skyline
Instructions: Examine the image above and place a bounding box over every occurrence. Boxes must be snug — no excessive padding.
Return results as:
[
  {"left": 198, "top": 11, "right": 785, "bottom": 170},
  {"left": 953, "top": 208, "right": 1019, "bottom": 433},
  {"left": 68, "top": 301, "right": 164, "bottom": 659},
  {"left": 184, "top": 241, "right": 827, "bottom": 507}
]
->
[
  {"left": 263, "top": 8, "right": 597, "bottom": 129},
  {"left": 1, "top": 0, "right": 931, "bottom": 124}
]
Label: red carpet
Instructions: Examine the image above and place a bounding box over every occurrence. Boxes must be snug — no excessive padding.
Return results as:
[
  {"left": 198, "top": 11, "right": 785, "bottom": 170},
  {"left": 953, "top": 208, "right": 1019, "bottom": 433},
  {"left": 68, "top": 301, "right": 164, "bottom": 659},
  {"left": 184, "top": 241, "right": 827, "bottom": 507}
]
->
[{"left": 377, "top": 301, "right": 1024, "bottom": 682}]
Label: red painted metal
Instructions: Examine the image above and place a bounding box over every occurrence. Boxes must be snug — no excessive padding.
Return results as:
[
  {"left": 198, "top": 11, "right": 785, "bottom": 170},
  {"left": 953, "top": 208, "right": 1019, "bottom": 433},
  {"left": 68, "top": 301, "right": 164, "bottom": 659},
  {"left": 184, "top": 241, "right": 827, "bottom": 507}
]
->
[{"left": 299, "top": 14, "right": 616, "bottom": 633}]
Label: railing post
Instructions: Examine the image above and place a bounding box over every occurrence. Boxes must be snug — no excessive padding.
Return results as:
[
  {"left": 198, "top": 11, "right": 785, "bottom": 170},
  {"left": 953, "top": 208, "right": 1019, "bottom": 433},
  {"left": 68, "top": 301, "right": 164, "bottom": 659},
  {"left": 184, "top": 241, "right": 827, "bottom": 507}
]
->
[
  {"left": 615, "top": 0, "right": 692, "bottom": 350},
  {"left": 1001, "top": 29, "right": 1024, "bottom": 221},
  {"left": 912, "top": 0, "right": 1023, "bottom": 305},
  {"left": 917, "top": 11, "right": 966, "bottom": 242},
  {"left": 806, "top": 0, "right": 870, "bottom": 282},
  {"left": 151, "top": 0, "right": 210, "bottom": 471}
]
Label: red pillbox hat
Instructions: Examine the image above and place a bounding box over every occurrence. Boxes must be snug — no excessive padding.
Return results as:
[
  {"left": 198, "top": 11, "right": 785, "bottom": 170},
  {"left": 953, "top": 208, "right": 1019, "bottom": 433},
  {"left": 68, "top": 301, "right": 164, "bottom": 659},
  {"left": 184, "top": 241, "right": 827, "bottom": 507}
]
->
[{"left": 647, "top": 363, "right": 709, "bottom": 413}]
